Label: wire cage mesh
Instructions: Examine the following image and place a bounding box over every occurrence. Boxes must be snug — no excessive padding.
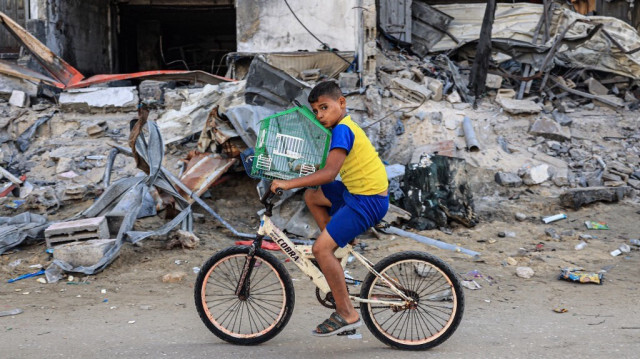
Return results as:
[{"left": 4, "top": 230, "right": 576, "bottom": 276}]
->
[{"left": 251, "top": 106, "right": 331, "bottom": 181}]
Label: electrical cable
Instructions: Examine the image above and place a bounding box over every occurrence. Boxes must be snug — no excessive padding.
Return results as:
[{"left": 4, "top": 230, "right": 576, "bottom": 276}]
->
[{"left": 283, "top": 0, "right": 353, "bottom": 66}]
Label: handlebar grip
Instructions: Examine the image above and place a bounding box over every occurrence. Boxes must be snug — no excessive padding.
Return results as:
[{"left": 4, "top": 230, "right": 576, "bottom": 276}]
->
[{"left": 260, "top": 187, "right": 283, "bottom": 204}]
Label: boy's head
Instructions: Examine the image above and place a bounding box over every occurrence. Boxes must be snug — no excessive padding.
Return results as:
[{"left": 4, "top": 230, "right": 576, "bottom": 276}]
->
[{"left": 308, "top": 81, "right": 346, "bottom": 128}]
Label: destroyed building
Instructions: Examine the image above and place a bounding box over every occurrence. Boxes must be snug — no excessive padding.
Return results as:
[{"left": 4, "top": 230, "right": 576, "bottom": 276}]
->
[{"left": 0, "top": 0, "right": 639, "bottom": 280}]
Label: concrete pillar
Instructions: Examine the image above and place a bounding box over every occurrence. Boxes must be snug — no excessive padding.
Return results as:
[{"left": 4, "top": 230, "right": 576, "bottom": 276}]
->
[{"left": 360, "top": 0, "right": 377, "bottom": 87}]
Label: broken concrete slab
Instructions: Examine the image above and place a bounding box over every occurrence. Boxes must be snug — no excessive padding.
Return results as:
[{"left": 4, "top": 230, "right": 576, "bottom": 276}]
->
[
  {"left": 604, "top": 180, "right": 626, "bottom": 187},
  {"left": 529, "top": 117, "right": 571, "bottom": 141},
  {"left": 485, "top": 74, "right": 503, "bottom": 89},
  {"left": 45, "top": 216, "right": 110, "bottom": 247},
  {"left": 390, "top": 77, "right": 432, "bottom": 103},
  {"left": 447, "top": 90, "right": 461, "bottom": 104},
  {"left": 498, "top": 98, "right": 542, "bottom": 115},
  {"left": 521, "top": 164, "right": 550, "bottom": 185},
  {"left": 608, "top": 161, "right": 633, "bottom": 175},
  {"left": 551, "top": 109, "right": 573, "bottom": 126},
  {"left": 55, "top": 157, "right": 73, "bottom": 174},
  {"left": 585, "top": 77, "right": 608, "bottom": 96},
  {"left": 495, "top": 172, "right": 523, "bottom": 187},
  {"left": 569, "top": 148, "right": 591, "bottom": 162},
  {"left": 0, "top": 76, "right": 38, "bottom": 98},
  {"left": 59, "top": 87, "right": 139, "bottom": 113},
  {"left": 593, "top": 95, "right": 625, "bottom": 109},
  {"left": 559, "top": 186, "right": 630, "bottom": 209},
  {"left": 9, "top": 90, "right": 29, "bottom": 108},
  {"left": 628, "top": 178, "right": 640, "bottom": 190},
  {"left": 139, "top": 80, "right": 171, "bottom": 104},
  {"left": 52, "top": 238, "right": 117, "bottom": 268},
  {"left": 425, "top": 78, "right": 443, "bottom": 101},
  {"left": 338, "top": 72, "right": 359, "bottom": 90}
]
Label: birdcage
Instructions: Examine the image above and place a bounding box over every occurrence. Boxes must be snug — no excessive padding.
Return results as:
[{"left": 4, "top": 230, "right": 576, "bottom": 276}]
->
[{"left": 251, "top": 106, "right": 331, "bottom": 181}]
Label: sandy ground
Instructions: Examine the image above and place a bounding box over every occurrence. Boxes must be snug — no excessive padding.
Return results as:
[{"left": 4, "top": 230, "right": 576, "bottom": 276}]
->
[{"left": 1, "top": 175, "right": 640, "bottom": 359}]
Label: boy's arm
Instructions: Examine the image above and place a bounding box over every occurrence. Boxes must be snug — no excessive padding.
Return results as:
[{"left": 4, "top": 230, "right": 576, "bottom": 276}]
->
[{"left": 270, "top": 148, "right": 346, "bottom": 193}]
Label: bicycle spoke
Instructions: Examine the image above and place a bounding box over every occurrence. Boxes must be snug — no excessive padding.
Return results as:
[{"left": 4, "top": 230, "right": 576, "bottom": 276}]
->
[
  {"left": 365, "top": 257, "right": 461, "bottom": 347},
  {"left": 199, "top": 252, "right": 289, "bottom": 338}
]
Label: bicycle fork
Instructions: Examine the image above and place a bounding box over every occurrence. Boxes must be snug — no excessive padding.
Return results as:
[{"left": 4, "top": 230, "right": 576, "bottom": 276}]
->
[{"left": 234, "top": 234, "right": 263, "bottom": 299}]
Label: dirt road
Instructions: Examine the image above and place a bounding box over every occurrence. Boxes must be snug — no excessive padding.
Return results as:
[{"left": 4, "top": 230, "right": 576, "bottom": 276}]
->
[{"left": 1, "top": 181, "right": 640, "bottom": 359}]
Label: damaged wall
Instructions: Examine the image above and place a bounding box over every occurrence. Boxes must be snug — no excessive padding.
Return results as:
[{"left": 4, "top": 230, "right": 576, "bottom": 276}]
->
[
  {"left": 28, "top": 0, "right": 111, "bottom": 75},
  {"left": 236, "top": 0, "right": 358, "bottom": 52}
]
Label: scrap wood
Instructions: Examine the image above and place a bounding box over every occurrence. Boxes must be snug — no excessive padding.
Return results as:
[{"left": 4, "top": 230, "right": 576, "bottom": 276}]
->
[
  {"left": 0, "top": 166, "right": 23, "bottom": 185},
  {"left": 0, "top": 175, "right": 27, "bottom": 197}
]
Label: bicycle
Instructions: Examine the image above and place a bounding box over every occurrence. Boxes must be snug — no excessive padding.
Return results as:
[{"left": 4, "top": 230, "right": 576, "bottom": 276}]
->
[{"left": 194, "top": 185, "right": 464, "bottom": 350}]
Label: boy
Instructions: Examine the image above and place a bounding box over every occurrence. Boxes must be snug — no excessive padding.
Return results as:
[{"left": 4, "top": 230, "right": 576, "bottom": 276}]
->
[{"left": 270, "top": 81, "right": 389, "bottom": 336}]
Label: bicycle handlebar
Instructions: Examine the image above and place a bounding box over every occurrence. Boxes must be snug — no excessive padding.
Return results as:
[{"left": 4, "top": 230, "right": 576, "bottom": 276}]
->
[{"left": 260, "top": 187, "right": 283, "bottom": 205}]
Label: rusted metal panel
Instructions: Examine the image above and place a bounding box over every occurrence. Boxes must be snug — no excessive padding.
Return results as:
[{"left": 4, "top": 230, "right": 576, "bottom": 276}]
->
[
  {"left": 65, "top": 70, "right": 232, "bottom": 89},
  {"left": 178, "top": 151, "right": 237, "bottom": 201}
]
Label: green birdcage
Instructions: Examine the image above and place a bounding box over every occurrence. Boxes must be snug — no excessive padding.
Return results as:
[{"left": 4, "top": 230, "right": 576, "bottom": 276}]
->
[{"left": 251, "top": 106, "right": 332, "bottom": 181}]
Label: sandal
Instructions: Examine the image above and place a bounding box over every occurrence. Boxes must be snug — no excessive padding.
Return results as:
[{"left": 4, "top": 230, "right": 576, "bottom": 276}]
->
[{"left": 311, "top": 312, "right": 362, "bottom": 337}]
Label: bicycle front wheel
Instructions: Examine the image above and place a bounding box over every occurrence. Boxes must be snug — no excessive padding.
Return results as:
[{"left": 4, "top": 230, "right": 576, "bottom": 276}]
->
[
  {"left": 360, "top": 251, "right": 464, "bottom": 350},
  {"left": 194, "top": 246, "right": 295, "bottom": 345}
]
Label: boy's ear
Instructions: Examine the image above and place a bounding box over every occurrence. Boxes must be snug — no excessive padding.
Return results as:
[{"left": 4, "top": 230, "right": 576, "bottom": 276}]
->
[{"left": 338, "top": 96, "right": 346, "bottom": 108}]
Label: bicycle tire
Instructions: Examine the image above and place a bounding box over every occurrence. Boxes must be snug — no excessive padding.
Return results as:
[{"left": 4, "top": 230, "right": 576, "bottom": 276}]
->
[
  {"left": 194, "top": 246, "right": 295, "bottom": 345},
  {"left": 360, "top": 251, "right": 464, "bottom": 350}
]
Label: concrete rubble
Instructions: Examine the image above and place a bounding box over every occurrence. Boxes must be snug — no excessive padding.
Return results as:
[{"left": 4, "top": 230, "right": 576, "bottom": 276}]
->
[{"left": 0, "top": 1, "right": 639, "bottom": 282}]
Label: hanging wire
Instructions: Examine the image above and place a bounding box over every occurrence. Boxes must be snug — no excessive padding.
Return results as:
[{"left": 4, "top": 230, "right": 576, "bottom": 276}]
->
[{"left": 283, "top": 0, "right": 354, "bottom": 66}]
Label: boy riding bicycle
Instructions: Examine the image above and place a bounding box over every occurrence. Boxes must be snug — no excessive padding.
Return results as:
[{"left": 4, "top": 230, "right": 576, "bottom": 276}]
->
[{"left": 270, "top": 81, "right": 389, "bottom": 336}]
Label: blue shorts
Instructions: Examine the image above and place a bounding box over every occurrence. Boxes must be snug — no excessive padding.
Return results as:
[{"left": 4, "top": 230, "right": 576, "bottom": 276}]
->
[{"left": 321, "top": 181, "right": 389, "bottom": 248}]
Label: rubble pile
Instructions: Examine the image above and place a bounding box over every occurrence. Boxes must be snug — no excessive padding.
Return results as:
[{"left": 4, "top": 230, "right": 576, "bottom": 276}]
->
[{"left": 1, "top": 1, "right": 639, "bottom": 280}]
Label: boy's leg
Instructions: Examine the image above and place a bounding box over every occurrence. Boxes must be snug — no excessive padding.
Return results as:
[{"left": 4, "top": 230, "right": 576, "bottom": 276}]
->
[
  {"left": 312, "top": 230, "right": 359, "bottom": 327},
  {"left": 304, "top": 188, "right": 332, "bottom": 230}
]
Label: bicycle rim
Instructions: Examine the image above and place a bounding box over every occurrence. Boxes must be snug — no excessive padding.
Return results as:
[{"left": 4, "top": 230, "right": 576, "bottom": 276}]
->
[
  {"left": 365, "top": 259, "right": 459, "bottom": 346},
  {"left": 200, "top": 253, "right": 287, "bottom": 339}
]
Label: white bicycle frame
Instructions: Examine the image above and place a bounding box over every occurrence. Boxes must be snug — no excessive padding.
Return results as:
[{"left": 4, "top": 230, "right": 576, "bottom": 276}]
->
[{"left": 257, "top": 214, "right": 413, "bottom": 307}]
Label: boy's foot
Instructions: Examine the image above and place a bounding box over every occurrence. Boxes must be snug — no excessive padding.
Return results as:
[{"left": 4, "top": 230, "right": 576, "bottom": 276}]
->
[{"left": 311, "top": 312, "right": 362, "bottom": 337}]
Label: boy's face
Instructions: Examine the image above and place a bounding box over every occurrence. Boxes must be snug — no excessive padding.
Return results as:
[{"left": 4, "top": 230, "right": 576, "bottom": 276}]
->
[{"left": 310, "top": 95, "right": 347, "bottom": 128}]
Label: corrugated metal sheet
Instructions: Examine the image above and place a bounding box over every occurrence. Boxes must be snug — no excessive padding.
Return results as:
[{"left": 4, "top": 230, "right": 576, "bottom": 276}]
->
[{"left": 429, "top": 3, "right": 640, "bottom": 79}]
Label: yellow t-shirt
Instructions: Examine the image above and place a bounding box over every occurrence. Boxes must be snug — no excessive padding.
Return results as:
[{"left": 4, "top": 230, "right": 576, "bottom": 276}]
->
[{"left": 330, "top": 115, "right": 388, "bottom": 195}]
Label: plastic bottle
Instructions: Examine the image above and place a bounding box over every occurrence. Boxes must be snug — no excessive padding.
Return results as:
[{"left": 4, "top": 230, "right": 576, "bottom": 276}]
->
[
  {"left": 575, "top": 241, "right": 587, "bottom": 250},
  {"left": 630, "top": 239, "right": 640, "bottom": 246}
]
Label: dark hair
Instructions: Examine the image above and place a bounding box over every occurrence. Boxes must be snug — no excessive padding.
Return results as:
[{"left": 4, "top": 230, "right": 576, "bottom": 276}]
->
[{"left": 308, "top": 80, "right": 342, "bottom": 104}]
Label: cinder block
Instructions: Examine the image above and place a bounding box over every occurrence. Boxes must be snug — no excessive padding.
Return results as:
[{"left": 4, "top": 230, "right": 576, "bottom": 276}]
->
[
  {"left": 53, "top": 238, "right": 117, "bottom": 267},
  {"left": 339, "top": 72, "right": 359, "bottom": 90},
  {"left": 45, "top": 216, "right": 110, "bottom": 247},
  {"left": 9, "top": 90, "right": 29, "bottom": 107}
]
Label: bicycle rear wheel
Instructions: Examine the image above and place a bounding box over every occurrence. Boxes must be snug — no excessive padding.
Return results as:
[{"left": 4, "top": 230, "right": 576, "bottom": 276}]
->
[
  {"left": 360, "top": 251, "right": 464, "bottom": 350},
  {"left": 194, "top": 246, "right": 295, "bottom": 345}
]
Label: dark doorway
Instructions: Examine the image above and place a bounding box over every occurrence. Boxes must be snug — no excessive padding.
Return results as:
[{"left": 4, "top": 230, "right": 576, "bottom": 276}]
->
[{"left": 117, "top": 4, "right": 236, "bottom": 75}]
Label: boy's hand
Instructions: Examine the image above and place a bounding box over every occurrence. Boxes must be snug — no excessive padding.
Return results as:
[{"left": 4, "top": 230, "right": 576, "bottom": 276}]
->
[{"left": 271, "top": 180, "right": 290, "bottom": 193}]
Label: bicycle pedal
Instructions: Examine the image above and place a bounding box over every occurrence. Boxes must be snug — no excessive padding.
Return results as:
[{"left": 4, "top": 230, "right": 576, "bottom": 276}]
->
[{"left": 337, "top": 329, "right": 357, "bottom": 336}]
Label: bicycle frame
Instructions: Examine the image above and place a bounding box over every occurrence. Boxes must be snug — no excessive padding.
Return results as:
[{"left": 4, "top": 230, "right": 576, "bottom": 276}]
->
[{"left": 236, "top": 214, "right": 413, "bottom": 308}]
